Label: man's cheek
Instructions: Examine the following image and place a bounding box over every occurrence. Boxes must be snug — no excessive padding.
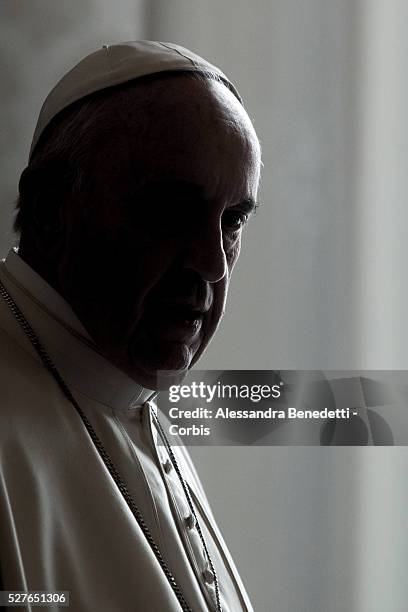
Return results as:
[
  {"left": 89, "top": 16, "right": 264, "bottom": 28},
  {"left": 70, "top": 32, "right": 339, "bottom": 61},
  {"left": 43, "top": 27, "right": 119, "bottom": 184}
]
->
[
  {"left": 209, "top": 278, "right": 229, "bottom": 324},
  {"left": 225, "top": 238, "right": 241, "bottom": 271}
]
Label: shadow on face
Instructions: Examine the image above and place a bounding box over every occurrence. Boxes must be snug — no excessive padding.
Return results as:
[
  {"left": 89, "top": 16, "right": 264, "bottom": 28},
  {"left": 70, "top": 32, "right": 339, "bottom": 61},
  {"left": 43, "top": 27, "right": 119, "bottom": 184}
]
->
[{"left": 39, "top": 76, "right": 262, "bottom": 389}]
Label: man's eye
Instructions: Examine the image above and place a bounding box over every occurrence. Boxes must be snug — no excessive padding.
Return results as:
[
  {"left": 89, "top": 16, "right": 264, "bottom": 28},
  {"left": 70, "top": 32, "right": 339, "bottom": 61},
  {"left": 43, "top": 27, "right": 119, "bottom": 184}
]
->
[{"left": 222, "top": 210, "right": 249, "bottom": 233}]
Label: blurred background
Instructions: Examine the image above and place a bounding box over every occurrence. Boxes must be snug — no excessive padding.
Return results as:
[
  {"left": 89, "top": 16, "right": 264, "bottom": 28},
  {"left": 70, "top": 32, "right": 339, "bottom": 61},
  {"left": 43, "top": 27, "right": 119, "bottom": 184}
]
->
[{"left": 1, "top": 1, "right": 408, "bottom": 610}]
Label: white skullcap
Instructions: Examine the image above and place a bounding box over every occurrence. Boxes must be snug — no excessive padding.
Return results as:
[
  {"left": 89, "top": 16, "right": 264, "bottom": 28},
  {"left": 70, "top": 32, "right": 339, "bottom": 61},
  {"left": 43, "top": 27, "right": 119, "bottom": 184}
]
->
[{"left": 29, "top": 40, "right": 242, "bottom": 160}]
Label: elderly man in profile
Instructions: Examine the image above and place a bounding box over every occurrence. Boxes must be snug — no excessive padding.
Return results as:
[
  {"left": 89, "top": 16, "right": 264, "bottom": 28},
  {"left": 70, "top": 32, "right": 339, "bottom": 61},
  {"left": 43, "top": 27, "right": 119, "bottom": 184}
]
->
[{"left": 0, "top": 41, "right": 261, "bottom": 611}]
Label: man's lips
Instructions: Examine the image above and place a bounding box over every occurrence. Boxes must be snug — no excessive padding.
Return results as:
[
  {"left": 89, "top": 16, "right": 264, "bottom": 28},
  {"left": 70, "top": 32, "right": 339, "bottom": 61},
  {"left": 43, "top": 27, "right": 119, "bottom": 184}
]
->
[
  {"left": 142, "top": 302, "right": 207, "bottom": 342},
  {"left": 157, "top": 298, "right": 211, "bottom": 315}
]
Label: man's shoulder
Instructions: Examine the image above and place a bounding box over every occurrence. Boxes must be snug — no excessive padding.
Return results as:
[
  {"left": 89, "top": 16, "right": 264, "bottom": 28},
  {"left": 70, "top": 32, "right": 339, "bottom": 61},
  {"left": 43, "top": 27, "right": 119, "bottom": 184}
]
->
[
  {"left": 0, "top": 295, "right": 59, "bottom": 423},
  {"left": 0, "top": 294, "right": 40, "bottom": 376}
]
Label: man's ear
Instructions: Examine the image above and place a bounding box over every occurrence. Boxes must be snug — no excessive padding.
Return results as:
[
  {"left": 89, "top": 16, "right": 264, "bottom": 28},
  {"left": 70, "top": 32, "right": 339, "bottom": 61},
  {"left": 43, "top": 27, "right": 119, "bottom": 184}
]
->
[{"left": 18, "top": 163, "right": 71, "bottom": 257}]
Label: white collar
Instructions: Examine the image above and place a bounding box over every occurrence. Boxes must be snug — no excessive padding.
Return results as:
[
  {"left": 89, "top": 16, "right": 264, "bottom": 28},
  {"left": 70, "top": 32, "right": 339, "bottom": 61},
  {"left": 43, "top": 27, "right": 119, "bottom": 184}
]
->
[{"left": 1, "top": 248, "right": 155, "bottom": 411}]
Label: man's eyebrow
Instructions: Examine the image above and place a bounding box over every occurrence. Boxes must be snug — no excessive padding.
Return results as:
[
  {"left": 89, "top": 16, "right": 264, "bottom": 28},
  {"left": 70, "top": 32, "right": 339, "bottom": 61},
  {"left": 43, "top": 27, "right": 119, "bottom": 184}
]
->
[
  {"left": 233, "top": 199, "right": 261, "bottom": 215},
  {"left": 136, "top": 180, "right": 261, "bottom": 214}
]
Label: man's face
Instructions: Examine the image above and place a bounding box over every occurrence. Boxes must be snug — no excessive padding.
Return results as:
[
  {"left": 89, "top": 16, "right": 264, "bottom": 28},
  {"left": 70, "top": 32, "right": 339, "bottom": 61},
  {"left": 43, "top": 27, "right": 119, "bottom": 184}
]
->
[{"left": 56, "top": 77, "right": 261, "bottom": 389}]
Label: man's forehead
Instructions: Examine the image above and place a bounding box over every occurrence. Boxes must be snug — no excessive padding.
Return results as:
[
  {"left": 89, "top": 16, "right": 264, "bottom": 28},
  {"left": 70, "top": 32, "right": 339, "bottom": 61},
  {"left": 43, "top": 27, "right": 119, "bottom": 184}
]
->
[
  {"left": 115, "top": 74, "right": 249, "bottom": 126},
  {"left": 86, "top": 75, "right": 251, "bottom": 163},
  {"left": 129, "top": 77, "right": 259, "bottom": 152},
  {"left": 96, "top": 76, "right": 257, "bottom": 156},
  {"left": 88, "top": 76, "right": 261, "bottom": 204}
]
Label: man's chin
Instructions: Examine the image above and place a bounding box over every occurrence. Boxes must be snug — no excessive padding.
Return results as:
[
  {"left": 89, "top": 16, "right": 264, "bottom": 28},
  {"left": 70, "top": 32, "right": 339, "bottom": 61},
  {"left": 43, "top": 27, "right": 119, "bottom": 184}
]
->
[{"left": 128, "top": 339, "right": 196, "bottom": 390}]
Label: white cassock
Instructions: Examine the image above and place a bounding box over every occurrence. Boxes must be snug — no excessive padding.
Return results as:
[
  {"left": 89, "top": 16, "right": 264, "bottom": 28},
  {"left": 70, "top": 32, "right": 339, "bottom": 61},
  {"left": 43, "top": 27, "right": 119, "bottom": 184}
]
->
[{"left": 0, "top": 248, "right": 253, "bottom": 612}]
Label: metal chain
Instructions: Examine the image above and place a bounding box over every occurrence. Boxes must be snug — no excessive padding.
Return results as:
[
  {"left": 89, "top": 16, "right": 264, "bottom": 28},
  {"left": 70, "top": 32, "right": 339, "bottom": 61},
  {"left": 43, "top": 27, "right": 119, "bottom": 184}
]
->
[
  {"left": 0, "top": 279, "right": 193, "bottom": 612},
  {"left": 150, "top": 408, "right": 222, "bottom": 612}
]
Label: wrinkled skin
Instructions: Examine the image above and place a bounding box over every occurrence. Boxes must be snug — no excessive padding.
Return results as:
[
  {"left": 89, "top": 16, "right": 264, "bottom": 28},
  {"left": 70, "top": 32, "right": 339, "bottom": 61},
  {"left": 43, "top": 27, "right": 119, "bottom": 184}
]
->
[{"left": 24, "top": 77, "right": 261, "bottom": 389}]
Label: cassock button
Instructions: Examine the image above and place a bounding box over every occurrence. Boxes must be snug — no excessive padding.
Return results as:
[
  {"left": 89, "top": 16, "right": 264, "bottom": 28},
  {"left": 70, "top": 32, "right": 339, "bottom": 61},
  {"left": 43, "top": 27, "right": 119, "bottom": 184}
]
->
[
  {"left": 203, "top": 569, "right": 215, "bottom": 584},
  {"left": 163, "top": 458, "right": 173, "bottom": 474},
  {"left": 185, "top": 514, "right": 196, "bottom": 530}
]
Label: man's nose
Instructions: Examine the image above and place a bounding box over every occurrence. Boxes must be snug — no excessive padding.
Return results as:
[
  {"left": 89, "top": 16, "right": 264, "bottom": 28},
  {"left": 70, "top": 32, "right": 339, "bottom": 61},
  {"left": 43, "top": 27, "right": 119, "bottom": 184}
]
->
[{"left": 183, "top": 223, "right": 228, "bottom": 283}]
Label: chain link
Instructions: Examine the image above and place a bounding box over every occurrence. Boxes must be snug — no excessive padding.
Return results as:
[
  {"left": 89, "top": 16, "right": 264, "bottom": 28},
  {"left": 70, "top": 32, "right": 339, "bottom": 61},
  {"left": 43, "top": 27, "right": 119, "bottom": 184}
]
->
[{"left": 150, "top": 409, "right": 222, "bottom": 612}]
